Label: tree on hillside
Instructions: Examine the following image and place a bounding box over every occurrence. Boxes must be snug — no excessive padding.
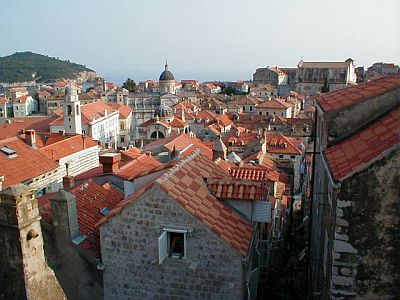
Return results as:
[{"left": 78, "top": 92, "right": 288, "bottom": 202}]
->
[{"left": 122, "top": 78, "right": 136, "bottom": 92}]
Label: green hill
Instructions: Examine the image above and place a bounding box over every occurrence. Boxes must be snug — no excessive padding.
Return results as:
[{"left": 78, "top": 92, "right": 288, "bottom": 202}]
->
[{"left": 0, "top": 51, "right": 94, "bottom": 83}]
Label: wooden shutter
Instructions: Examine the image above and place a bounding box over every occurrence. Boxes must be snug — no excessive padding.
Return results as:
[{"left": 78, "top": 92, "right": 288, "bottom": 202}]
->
[{"left": 158, "top": 231, "right": 168, "bottom": 265}]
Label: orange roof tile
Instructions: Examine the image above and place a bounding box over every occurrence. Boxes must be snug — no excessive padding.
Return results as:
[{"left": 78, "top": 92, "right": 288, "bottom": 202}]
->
[
  {"left": 208, "top": 178, "right": 268, "bottom": 201},
  {"left": 0, "top": 116, "right": 58, "bottom": 140},
  {"left": 39, "top": 134, "right": 98, "bottom": 161},
  {"left": 265, "top": 133, "right": 303, "bottom": 155},
  {"left": 0, "top": 137, "right": 59, "bottom": 189},
  {"left": 97, "top": 151, "right": 253, "bottom": 256},
  {"left": 107, "top": 102, "right": 132, "bottom": 119},
  {"left": 156, "top": 151, "right": 253, "bottom": 255},
  {"left": 38, "top": 179, "right": 124, "bottom": 257},
  {"left": 256, "top": 98, "right": 292, "bottom": 109},
  {"left": 317, "top": 74, "right": 400, "bottom": 112},
  {"left": 325, "top": 106, "right": 400, "bottom": 181}
]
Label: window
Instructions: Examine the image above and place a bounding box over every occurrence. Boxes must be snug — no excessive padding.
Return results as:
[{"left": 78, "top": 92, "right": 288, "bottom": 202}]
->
[
  {"left": 279, "top": 154, "right": 284, "bottom": 159},
  {"left": 158, "top": 229, "right": 187, "bottom": 264},
  {"left": 290, "top": 155, "right": 296, "bottom": 159},
  {"left": 120, "top": 136, "right": 125, "bottom": 143}
]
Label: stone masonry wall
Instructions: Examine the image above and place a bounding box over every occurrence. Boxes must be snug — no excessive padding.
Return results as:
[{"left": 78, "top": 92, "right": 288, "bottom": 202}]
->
[
  {"left": 331, "top": 148, "right": 400, "bottom": 299},
  {"left": 101, "top": 184, "right": 245, "bottom": 300}
]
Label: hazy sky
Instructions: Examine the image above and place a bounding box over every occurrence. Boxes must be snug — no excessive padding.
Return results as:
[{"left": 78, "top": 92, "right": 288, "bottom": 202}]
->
[{"left": 1, "top": 0, "right": 399, "bottom": 83}]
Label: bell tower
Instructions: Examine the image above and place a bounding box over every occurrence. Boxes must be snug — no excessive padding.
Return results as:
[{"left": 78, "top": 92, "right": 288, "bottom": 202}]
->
[{"left": 64, "top": 85, "right": 82, "bottom": 135}]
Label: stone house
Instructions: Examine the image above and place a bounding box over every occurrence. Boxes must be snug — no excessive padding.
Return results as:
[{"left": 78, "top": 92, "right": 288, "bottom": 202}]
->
[
  {"left": 296, "top": 59, "right": 357, "bottom": 95},
  {"left": 253, "top": 67, "right": 288, "bottom": 87},
  {"left": 0, "top": 136, "right": 61, "bottom": 196},
  {"left": 309, "top": 74, "right": 400, "bottom": 299},
  {"left": 13, "top": 95, "right": 37, "bottom": 117},
  {"left": 231, "top": 95, "right": 261, "bottom": 114},
  {"left": 256, "top": 98, "right": 293, "bottom": 118},
  {"left": 97, "top": 151, "right": 263, "bottom": 299},
  {"left": 0, "top": 96, "right": 8, "bottom": 118},
  {"left": 108, "top": 102, "right": 133, "bottom": 147}
]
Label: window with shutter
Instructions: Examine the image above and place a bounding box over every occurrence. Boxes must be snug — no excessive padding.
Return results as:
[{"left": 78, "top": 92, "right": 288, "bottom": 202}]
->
[{"left": 158, "top": 231, "right": 168, "bottom": 264}]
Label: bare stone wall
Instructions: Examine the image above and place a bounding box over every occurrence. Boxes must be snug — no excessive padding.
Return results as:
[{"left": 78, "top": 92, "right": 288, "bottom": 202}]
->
[
  {"left": 331, "top": 148, "right": 400, "bottom": 299},
  {"left": 100, "top": 184, "right": 245, "bottom": 300}
]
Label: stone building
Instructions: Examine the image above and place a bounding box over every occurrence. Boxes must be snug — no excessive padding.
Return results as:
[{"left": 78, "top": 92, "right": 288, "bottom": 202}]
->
[
  {"left": 309, "top": 74, "right": 400, "bottom": 299},
  {"left": 296, "top": 59, "right": 357, "bottom": 95},
  {"left": 159, "top": 61, "right": 176, "bottom": 95},
  {"left": 13, "top": 95, "right": 37, "bottom": 117},
  {"left": 97, "top": 151, "right": 263, "bottom": 300},
  {"left": 253, "top": 67, "right": 288, "bottom": 86},
  {"left": 0, "top": 184, "right": 66, "bottom": 300}
]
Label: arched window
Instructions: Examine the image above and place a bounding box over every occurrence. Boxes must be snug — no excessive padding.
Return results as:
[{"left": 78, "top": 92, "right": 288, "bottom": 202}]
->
[
  {"left": 67, "top": 105, "right": 72, "bottom": 115},
  {"left": 151, "top": 131, "right": 165, "bottom": 139},
  {"left": 76, "top": 104, "right": 79, "bottom": 115}
]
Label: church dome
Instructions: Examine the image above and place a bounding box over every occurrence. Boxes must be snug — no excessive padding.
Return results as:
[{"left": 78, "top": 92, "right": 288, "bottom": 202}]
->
[
  {"left": 159, "top": 61, "right": 175, "bottom": 81},
  {"left": 154, "top": 104, "right": 173, "bottom": 118}
]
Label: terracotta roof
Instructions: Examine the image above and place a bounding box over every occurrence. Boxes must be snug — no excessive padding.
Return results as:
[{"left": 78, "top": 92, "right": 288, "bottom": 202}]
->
[
  {"left": 96, "top": 151, "right": 253, "bottom": 256},
  {"left": 38, "top": 180, "right": 124, "bottom": 257},
  {"left": 0, "top": 116, "right": 58, "bottom": 140},
  {"left": 325, "top": 106, "right": 400, "bottom": 181},
  {"left": 317, "top": 74, "right": 400, "bottom": 112},
  {"left": 107, "top": 102, "right": 132, "bottom": 119},
  {"left": 256, "top": 98, "right": 292, "bottom": 109},
  {"left": 169, "top": 117, "right": 187, "bottom": 128},
  {"left": 214, "top": 114, "right": 234, "bottom": 127},
  {"left": 80, "top": 100, "right": 118, "bottom": 123},
  {"left": 40, "top": 134, "right": 99, "bottom": 161},
  {"left": 144, "top": 134, "right": 213, "bottom": 160},
  {"left": 116, "top": 153, "right": 163, "bottom": 180},
  {"left": 232, "top": 95, "right": 261, "bottom": 106},
  {"left": 156, "top": 151, "right": 253, "bottom": 256},
  {"left": 0, "top": 97, "right": 7, "bottom": 105},
  {"left": 0, "top": 137, "right": 59, "bottom": 189},
  {"left": 13, "top": 95, "right": 32, "bottom": 103},
  {"left": 299, "top": 61, "right": 352, "bottom": 69},
  {"left": 230, "top": 167, "right": 270, "bottom": 181},
  {"left": 265, "top": 133, "right": 303, "bottom": 155},
  {"left": 208, "top": 178, "right": 268, "bottom": 201}
]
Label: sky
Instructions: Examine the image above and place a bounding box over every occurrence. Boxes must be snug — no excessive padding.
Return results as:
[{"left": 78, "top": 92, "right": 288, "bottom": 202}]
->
[{"left": 0, "top": 0, "right": 399, "bottom": 84}]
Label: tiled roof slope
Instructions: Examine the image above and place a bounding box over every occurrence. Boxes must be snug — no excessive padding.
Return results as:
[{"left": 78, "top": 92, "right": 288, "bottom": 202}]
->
[
  {"left": 40, "top": 134, "right": 98, "bottom": 161},
  {"left": 96, "top": 151, "right": 253, "bottom": 256},
  {"left": 325, "top": 106, "right": 400, "bottom": 181},
  {"left": 39, "top": 180, "right": 124, "bottom": 257},
  {"left": 0, "top": 116, "right": 58, "bottom": 140},
  {"left": 157, "top": 151, "right": 253, "bottom": 256},
  {"left": 317, "top": 74, "right": 400, "bottom": 112},
  {"left": 208, "top": 178, "right": 268, "bottom": 201},
  {"left": 107, "top": 102, "right": 132, "bottom": 119},
  {"left": 0, "top": 137, "right": 59, "bottom": 189}
]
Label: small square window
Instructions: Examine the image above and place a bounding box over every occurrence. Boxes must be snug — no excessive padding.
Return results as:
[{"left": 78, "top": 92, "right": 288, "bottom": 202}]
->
[{"left": 158, "top": 229, "right": 187, "bottom": 264}]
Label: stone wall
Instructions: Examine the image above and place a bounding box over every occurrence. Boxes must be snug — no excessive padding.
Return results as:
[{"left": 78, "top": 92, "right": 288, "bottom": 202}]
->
[
  {"left": 100, "top": 184, "right": 246, "bottom": 300},
  {"left": 331, "top": 148, "right": 400, "bottom": 299}
]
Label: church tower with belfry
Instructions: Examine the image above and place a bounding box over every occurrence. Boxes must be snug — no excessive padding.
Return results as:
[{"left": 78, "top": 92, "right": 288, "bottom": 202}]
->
[{"left": 64, "top": 85, "right": 82, "bottom": 135}]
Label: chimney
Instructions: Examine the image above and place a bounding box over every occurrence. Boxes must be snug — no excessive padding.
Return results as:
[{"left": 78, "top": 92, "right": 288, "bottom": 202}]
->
[
  {"left": 63, "top": 175, "right": 74, "bottom": 189},
  {"left": 0, "top": 175, "right": 4, "bottom": 191},
  {"left": 99, "top": 153, "right": 121, "bottom": 173},
  {"left": 50, "top": 189, "right": 80, "bottom": 241},
  {"left": 25, "top": 129, "right": 37, "bottom": 148}
]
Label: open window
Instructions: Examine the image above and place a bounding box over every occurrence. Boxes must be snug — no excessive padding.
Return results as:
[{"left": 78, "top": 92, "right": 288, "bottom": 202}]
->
[{"left": 158, "top": 229, "right": 187, "bottom": 264}]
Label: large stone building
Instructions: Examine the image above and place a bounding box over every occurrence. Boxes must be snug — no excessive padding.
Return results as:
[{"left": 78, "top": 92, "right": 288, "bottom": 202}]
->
[
  {"left": 309, "top": 74, "right": 400, "bottom": 299},
  {"left": 97, "top": 151, "right": 266, "bottom": 299},
  {"left": 296, "top": 59, "right": 357, "bottom": 95}
]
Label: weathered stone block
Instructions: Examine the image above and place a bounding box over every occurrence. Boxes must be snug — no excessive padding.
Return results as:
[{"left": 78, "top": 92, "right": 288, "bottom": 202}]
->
[
  {"left": 332, "top": 275, "right": 354, "bottom": 286},
  {"left": 334, "top": 240, "right": 357, "bottom": 254}
]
